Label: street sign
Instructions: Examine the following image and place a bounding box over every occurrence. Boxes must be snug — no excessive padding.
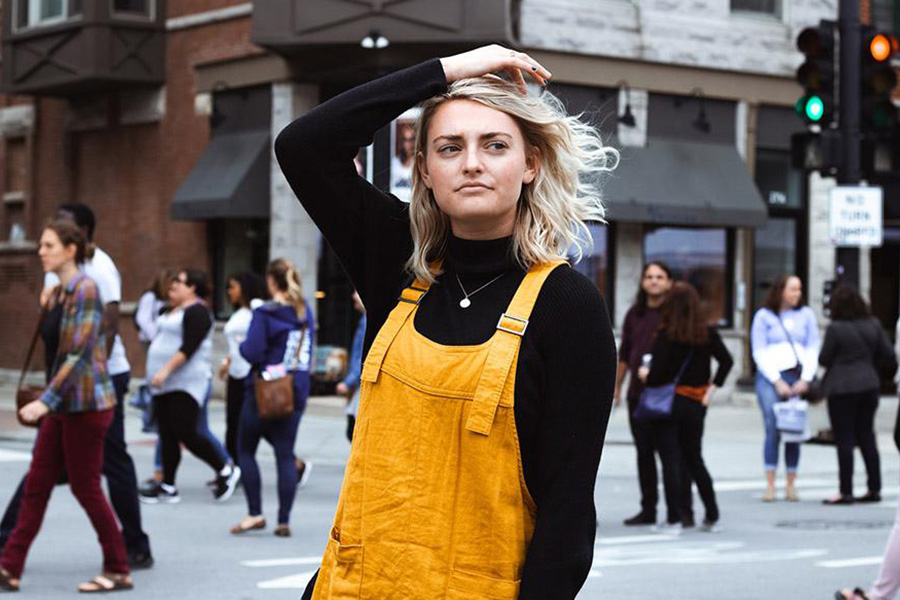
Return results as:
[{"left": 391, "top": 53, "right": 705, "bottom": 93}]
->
[{"left": 828, "top": 186, "right": 884, "bottom": 246}]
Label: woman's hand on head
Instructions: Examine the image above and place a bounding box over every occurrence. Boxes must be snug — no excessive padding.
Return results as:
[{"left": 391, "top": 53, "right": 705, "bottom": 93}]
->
[{"left": 440, "top": 45, "right": 551, "bottom": 93}]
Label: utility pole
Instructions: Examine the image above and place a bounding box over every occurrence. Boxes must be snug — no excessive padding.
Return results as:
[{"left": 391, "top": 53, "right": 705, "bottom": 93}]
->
[{"left": 836, "top": 0, "right": 861, "bottom": 289}]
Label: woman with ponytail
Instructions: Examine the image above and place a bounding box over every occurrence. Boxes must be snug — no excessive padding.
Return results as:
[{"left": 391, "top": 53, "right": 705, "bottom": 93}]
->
[{"left": 234, "top": 258, "right": 315, "bottom": 537}]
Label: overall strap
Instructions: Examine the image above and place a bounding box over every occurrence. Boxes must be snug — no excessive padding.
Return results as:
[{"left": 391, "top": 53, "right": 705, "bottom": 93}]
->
[
  {"left": 360, "top": 281, "right": 431, "bottom": 384},
  {"left": 466, "top": 260, "right": 566, "bottom": 436}
]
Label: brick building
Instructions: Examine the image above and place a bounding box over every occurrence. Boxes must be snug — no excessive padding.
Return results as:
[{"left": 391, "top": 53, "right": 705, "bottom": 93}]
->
[{"left": 0, "top": 0, "right": 897, "bottom": 389}]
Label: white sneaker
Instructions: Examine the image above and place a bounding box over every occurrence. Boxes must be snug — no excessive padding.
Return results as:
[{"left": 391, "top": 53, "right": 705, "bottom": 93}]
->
[
  {"left": 214, "top": 466, "right": 241, "bottom": 502},
  {"left": 651, "top": 522, "right": 683, "bottom": 535}
]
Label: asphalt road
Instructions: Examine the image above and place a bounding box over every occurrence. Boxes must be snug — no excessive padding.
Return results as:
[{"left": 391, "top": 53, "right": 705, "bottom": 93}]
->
[{"left": 0, "top": 395, "right": 897, "bottom": 600}]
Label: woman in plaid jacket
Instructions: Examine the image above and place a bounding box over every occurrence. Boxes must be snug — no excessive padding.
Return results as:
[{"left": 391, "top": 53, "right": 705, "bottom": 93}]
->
[{"left": 0, "top": 219, "right": 132, "bottom": 594}]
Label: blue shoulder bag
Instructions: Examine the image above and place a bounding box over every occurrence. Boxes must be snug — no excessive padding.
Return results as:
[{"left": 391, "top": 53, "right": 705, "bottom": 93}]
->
[{"left": 633, "top": 351, "right": 694, "bottom": 420}]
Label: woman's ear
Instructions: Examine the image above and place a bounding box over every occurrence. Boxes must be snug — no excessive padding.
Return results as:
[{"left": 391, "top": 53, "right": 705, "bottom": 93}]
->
[
  {"left": 523, "top": 146, "right": 541, "bottom": 185},
  {"left": 416, "top": 151, "right": 433, "bottom": 190}
]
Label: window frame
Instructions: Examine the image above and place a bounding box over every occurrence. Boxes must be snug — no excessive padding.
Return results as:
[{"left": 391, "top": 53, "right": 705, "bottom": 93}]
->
[
  {"left": 14, "top": 0, "right": 82, "bottom": 31},
  {"left": 642, "top": 225, "right": 736, "bottom": 329}
]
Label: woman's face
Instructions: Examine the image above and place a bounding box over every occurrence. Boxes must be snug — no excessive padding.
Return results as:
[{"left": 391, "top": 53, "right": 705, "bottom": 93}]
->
[
  {"left": 417, "top": 100, "right": 538, "bottom": 239},
  {"left": 642, "top": 265, "right": 673, "bottom": 298},
  {"left": 226, "top": 279, "right": 243, "bottom": 307},
  {"left": 38, "top": 229, "right": 76, "bottom": 274},
  {"left": 168, "top": 271, "right": 195, "bottom": 305},
  {"left": 782, "top": 276, "right": 803, "bottom": 308}
]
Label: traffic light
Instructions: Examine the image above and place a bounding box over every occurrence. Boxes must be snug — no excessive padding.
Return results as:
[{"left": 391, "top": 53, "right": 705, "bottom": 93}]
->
[
  {"left": 795, "top": 21, "right": 838, "bottom": 126},
  {"left": 860, "top": 27, "right": 899, "bottom": 132}
]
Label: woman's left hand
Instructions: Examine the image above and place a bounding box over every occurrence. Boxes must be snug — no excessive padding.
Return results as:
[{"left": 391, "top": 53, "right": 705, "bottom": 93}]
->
[
  {"left": 19, "top": 400, "right": 49, "bottom": 424},
  {"left": 440, "top": 45, "right": 552, "bottom": 93},
  {"left": 791, "top": 379, "right": 810, "bottom": 396},
  {"left": 702, "top": 385, "right": 717, "bottom": 407}
]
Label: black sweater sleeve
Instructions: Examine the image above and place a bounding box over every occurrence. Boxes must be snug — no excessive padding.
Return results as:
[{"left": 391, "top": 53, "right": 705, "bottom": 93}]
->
[
  {"left": 519, "top": 271, "right": 616, "bottom": 599},
  {"left": 180, "top": 304, "right": 212, "bottom": 360},
  {"left": 274, "top": 59, "right": 449, "bottom": 342},
  {"left": 709, "top": 328, "right": 734, "bottom": 387}
]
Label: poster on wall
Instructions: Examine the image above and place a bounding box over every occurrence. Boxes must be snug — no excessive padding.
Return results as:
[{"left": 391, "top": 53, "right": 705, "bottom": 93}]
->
[{"left": 390, "top": 108, "right": 420, "bottom": 202}]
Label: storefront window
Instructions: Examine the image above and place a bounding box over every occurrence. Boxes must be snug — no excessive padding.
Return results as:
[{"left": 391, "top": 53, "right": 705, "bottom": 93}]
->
[
  {"left": 753, "top": 218, "right": 797, "bottom": 311},
  {"left": 571, "top": 223, "right": 610, "bottom": 300},
  {"left": 644, "top": 227, "right": 731, "bottom": 326},
  {"left": 756, "top": 149, "right": 803, "bottom": 209}
]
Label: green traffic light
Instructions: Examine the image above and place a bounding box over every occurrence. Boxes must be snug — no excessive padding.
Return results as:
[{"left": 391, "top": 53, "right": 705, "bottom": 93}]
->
[{"left": 804, "top": 95, "right": 825, "bottom": 121}]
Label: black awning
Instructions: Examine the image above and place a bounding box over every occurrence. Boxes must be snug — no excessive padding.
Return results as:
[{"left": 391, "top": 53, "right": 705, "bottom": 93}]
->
[
  {"left": 603, "top": 139, "right": 768, "bottom": 228},
  {"left": 171, "top": 130, "right": 271, "bottom": 220}
]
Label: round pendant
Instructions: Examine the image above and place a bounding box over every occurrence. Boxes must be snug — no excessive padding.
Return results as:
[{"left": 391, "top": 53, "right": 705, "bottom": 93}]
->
[{"left": 459, "top": 297, "right": 471, "bottom": 309}]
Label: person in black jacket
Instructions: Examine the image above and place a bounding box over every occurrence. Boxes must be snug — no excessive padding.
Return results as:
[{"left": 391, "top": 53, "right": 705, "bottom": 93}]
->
[
  {"left": 820, "top": 285, "right": 896, "bottom": 505},
  {"left": 275, "top": 45, "right": 617, "bottom": 600},
  {"left": 640, "top": 282, "right": 733, "bottom": 531}
]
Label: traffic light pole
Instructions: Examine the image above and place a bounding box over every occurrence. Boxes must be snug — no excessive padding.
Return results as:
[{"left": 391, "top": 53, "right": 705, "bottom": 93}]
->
[{"left": 837, "top": 0, "right": 861, "bottom": 288}]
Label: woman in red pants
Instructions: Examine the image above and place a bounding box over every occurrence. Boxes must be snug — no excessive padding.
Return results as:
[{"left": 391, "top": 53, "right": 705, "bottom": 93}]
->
[{"left": 0, "top": 219, "right": 132, "bottom": 594}]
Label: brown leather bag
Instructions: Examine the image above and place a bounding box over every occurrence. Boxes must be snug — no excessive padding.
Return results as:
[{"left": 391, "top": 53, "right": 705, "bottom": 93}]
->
[
  {"left": 16, "top": 304, "right": 50, "bottom": 428},
  {"left": 254, "top": 326, "right": 306, "bottom": 420}
]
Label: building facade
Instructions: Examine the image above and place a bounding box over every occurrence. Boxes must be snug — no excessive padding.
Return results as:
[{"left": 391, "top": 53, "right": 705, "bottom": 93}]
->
[{"left": 0, "top": 0, "right": 896, "bottom": 392}]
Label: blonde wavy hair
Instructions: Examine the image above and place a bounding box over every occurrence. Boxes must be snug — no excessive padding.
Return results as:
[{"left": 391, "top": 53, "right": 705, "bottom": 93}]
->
[
  {"left": 406, "top": 76, "right": 619, "bottom": 284},
  {"left": 267, "top": 258, "right": 307, "bottom": 320}
]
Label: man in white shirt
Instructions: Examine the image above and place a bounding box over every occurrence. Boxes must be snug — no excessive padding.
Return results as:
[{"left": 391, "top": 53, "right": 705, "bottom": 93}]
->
[{"left": 0, "top": 204, "right": 153, "bottom": 569}]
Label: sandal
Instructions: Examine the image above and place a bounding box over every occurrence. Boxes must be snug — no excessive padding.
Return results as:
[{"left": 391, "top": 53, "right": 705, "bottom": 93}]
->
[
  {"left": 230, "top": 516, "right": 266, "bottom": 535},
  {"left": 77, "top": 573, "right": 133, "bottom": 593},
  {"left": 835, "top": 588, "right": 870, "bottom": 600},
  {"left": 274, "top": 524, "right": 291, "bottom": 538},
  {"left": 762, "top": 488, "right": 776, "bottom": 502},
  {"left": 823, "top": 495, "right": 854, "bottom": 506},
  {"left": 785, "top": 488, "right": 799, "bottom": 502},
  {"left": 0, "top": 568, "right": 20, "bottom": 592}
]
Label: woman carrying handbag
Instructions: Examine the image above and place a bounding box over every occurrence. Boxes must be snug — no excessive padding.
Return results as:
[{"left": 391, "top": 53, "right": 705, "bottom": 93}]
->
[
  {"left": 819, "top": 286, "right": 895, "bottom": 505},
  {"left": 639, "top": 282, "right": 733, "bottom": 532},
  {"left": 232, "top": 258, "right": 314, "bottom": 538},
  {"left": 1, "top": 219, "right": 132, "bottom": 593}
]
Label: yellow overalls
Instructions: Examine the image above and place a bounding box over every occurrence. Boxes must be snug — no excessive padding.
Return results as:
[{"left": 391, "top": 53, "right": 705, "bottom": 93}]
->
[{"left": 312, "top": 260, "right": 564, "bottom": 600}]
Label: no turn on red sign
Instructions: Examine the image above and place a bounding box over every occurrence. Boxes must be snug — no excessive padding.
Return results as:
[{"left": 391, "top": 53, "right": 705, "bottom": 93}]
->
[{"left": 828, "top": 186, "right": 883, "bottom": 247}]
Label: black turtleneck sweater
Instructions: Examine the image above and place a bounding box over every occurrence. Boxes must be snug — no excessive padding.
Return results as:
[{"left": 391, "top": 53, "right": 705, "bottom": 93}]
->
[{"left": 275, "top": 59, "right": 617, "bottom": 600}]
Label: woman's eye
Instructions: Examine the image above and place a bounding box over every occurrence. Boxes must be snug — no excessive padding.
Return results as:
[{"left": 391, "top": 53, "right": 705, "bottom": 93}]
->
[
  {"left": 438, "top": 145, "right": 460, "bottom": 154},
  {"left": 486, "top": 141, "right": 508, "bottom": 150}
]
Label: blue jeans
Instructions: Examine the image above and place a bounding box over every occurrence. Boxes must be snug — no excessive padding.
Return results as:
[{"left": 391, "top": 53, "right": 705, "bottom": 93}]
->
[
  {"left": 154, "top": 383, "right": 231, "bottom": 471},
  {"left": 756, "top": 370, "right": 801, "bottom": 474},
  {"left": 238, "top": 373, "right": 308, "bottom": 525}
]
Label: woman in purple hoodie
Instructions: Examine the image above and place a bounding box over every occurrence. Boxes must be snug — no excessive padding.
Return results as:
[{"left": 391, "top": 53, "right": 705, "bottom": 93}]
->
[{"left": 232, "top": 258, "right": 314, "bottom": 538}]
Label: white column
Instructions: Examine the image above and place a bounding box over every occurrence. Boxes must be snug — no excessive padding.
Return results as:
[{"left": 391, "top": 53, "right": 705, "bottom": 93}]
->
[
  {"left": 807, "top": 171, "right": 837, "bottom": 325},
  {"left": 613, "top": 221, "right": 644, "bottom": 329},
  {"left": 269, "top": 82, "right": 320, "bottom": 303}
]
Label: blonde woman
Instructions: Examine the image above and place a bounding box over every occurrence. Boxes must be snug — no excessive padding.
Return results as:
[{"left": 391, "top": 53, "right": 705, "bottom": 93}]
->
[
  {"left": 232, "top": 259, "right": 314, "bottom": 538},
  {"left": 275, "top": 45, "right": 617, "bottom": 600}
]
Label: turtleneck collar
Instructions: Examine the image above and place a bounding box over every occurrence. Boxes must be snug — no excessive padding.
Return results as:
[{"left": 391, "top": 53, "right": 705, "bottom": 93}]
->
[{"left": 444, "top": 233, "right": 519, "bottom": 276}]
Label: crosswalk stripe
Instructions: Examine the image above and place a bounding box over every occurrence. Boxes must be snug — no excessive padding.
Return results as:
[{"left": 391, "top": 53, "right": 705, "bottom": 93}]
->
[
  {"left": 242, "top": 557, "right": 322, "bottom": 568},
  {"left": 0, "top": 449, "right": 30, "bottom": 462},
  {"left": 817, "top": 557, "right": 884, "bottom": 568},
  {"left": 597, "top": 534, "right": 679, "bottom": 545},
  {"left": 257, "top": 571, "right": 318, "bottom": 589}
]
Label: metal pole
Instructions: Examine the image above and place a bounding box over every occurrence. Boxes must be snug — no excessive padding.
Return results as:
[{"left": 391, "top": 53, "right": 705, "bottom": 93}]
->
[{"left": 836, "top": 0, "right": 861, "bottom": 288}]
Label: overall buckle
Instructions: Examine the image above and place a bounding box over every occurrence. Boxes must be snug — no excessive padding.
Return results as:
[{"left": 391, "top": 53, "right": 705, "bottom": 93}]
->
[{"left": 497, "top": 313, "right": 528, "bottom": 336}]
